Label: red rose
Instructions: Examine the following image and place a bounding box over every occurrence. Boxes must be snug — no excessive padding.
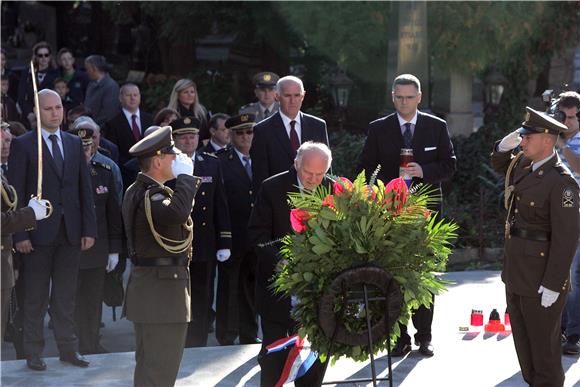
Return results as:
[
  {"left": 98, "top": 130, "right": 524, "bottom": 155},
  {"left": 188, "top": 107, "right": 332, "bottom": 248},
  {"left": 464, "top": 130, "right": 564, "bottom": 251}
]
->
[{"left": 290, "top": 209, "right": 312, "bottom": 233}]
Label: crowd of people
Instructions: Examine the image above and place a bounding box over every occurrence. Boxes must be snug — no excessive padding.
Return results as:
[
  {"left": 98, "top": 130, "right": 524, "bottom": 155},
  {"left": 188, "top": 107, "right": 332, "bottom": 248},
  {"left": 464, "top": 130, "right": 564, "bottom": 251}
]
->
[{"left": 1, "top": 40, "right": 579, "bottom": 387}]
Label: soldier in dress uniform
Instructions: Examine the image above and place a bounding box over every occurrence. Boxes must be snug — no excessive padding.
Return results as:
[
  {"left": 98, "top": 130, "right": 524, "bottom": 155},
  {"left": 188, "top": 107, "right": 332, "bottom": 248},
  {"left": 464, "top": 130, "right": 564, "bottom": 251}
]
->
[
  {"left": 491, "top": 106, "right": 580, "bottom": 387},
  {"left": 1, "top": 122, "right": 50, "bottom": 340},
  {"left": 239, "top": 72, "right": 280, "bottom": 123},
  {"left": 122, "top": 126, "right": 201, "bottom": 387},
  {"left": 216, "top": 114, "right": 260, "bottom": 345},
  {"left": 68, "top": 126, "right": 122, "bottom": 355},
  {"left": 169, "top": 116, "right": 232, "bottom": 347}
]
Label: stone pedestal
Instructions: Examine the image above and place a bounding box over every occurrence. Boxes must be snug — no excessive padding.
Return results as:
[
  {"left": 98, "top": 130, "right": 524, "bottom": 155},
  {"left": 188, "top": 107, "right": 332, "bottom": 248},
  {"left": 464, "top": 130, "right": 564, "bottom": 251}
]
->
[{"left": 446, "top": 72, "right": 474, "bottom": 137}]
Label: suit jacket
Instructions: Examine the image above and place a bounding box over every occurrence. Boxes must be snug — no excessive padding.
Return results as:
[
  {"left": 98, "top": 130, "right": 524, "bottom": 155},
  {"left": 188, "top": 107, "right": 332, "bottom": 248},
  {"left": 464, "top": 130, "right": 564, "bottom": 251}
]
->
[
  {"left": 79, "top": 160, "right": 123, "bottom": 270},
  {"left": 491, "top": 149, "right": 579, "bottom": 296},
  {"left": 84, "top": 74, "right": 121, "bottom": 126},
  {"left": 98, "top": 138, "right": 120, "bottom": 164},
  {"left": 103, "top": 110, "right": 154, "bottom": 165},
  {"left": 122, "top": 173, "right": 200, "bottom": 323},
  {"left": 250, "top": 111, "right": 329, "bottom": 187},
  {"left": 1, "top": 174, "right": 36, "bottom": 290},
  {"left": 7, "top": 130, "right": 97, "bottom": 245},
  {"left": 248, "top": 168, "right": 331, "bottom": 324},
  {"left": 358, "top": 111, "right": 456, "bottom": 203},
  {"left": 17, "top": 67, "right": 60, "bottom": 118},
  {"left": 218, "top": 148, "right": 255, "bottom": 256}
]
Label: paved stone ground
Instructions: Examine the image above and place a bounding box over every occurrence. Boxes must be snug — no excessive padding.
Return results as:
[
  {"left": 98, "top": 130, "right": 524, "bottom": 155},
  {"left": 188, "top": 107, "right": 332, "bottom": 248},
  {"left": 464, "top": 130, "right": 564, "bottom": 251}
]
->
[{"left": 1, "top": 271, "right": 579, "bottom": 386}]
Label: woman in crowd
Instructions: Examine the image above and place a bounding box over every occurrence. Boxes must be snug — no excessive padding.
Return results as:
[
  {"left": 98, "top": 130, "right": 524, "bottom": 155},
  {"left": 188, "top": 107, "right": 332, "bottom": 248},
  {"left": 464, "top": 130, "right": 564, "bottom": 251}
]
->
[
  {"left": 17, "top": 41, "right": 59, "bottom": 125},
  {"left": 57, "top": 47, "right": 89, "bottom": 108},
  {"left": 153, "top": 107, "right": 180, "bottom": 127},
  {"left": 167, "top": 78, "right": 210, "bottom": 142}
]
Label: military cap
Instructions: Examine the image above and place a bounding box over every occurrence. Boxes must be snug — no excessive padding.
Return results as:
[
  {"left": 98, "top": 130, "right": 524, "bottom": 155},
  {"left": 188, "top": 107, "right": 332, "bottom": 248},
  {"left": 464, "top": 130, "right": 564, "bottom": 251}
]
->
[
  {"left": 129, "top": 126, "right": 180, "bottom": 158},
  {"left": 225, "top": 113, "right": 256, "bottom": 131},
  {"left": 517, "top": 106, "right": 568, "bottom": 135},
  {"left": 253, "top": 72, "right": 279, "bottom": 88},
  {"left": 69, "top": 126, "right": 94, "bottom": 146},
  {"left": 171, "top": 116, "right": 200, "bottom": 136}
]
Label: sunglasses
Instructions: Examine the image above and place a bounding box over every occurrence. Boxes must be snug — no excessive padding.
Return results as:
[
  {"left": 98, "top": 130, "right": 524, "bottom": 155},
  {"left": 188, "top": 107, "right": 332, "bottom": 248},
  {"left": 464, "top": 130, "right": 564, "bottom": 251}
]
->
[
  {"left": 234, "top": 130, "right": 254, "bottom": 136},
  {"left": 36, "top": 53, "right": 50, "bottom": 58}
]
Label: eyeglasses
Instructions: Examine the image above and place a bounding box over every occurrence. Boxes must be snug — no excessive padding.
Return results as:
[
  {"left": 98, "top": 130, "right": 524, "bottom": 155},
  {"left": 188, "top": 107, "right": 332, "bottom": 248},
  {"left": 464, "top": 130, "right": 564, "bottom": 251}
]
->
[
  {"left": 36, "top": 53, "right": 50, "bottom": 58},
  {"left": 234, "top": 130, "right": 254, "bottom": 136}
]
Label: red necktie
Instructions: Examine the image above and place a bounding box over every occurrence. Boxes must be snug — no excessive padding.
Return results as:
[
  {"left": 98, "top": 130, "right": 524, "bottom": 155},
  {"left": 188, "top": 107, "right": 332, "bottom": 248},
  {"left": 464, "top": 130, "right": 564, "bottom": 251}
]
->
[
  {"left": 131, "top": 114, "right": 141, "bottom": 142},
  {"left": 289, "top": 120, "right": 299, "bottom": 153}
]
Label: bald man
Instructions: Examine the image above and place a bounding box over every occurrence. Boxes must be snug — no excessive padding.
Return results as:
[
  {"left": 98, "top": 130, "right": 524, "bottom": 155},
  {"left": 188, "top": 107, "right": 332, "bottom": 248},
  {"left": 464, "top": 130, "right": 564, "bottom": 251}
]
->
[{"left": 7, "top": 89, "right": 97, "bottom": 371}]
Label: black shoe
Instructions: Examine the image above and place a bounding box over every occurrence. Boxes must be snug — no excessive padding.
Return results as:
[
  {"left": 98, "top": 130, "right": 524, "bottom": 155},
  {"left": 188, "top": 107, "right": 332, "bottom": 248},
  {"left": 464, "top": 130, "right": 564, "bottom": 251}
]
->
[
  {"left": 26, "top": 355, "right": 47, "bottom": 371},
  {"left": 59, "top": 352, "right": 90, "bottom": 367},
  {"left": 391, "top": 341, "right": 412, "bottom": 357},
  {"left": 240, "top": 337, "right": 262, "bottom": 345},
  {"left": 563, "top": 335, "right": 580, "bottom": 355},
  {"left": 417, "top": 341, "right": 434, "bottom": 357}
]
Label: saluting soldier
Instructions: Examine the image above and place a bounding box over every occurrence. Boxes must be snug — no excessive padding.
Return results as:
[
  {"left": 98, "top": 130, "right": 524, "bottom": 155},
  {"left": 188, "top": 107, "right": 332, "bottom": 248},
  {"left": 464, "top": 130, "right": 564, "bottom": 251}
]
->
[
  {"left": 216, "top": 114, "right": 260, "bottom": 345},
  {"left": 239, "top": 72, "right": 280, "bottom": 123},
  {"left": 491, "top": 107, "right": 580, "bottom": 387},
  {"left": 122, "top": 126, "right": 201, "bottom": 387},
  {"left": 1, "top": 122, "right": 50, "bottom": 340},
  {"left": 69, "top": 126, "right": 122, "bottom": 355},
  {"left": 169, "top": 116, "right": 232, "bottom": 347}
]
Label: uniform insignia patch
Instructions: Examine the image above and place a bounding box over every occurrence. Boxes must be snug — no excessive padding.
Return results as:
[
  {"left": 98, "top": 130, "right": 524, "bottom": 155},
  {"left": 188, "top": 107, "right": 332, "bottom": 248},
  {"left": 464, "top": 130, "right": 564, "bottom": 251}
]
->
[
  {"left": 151, "top": 193, "right": 166, "bottom": 201},
  {"left": 200, "top": 176, "right": 213, "bottom": 183},
  {"left": 562, "top": 187, "right": 575, "bottom": 208},
  {"left": 96, "top": 185, "right": 109, "bottom": 194},
  {"left": 162, "top": 198, "right": 171, "bottom": 206}
]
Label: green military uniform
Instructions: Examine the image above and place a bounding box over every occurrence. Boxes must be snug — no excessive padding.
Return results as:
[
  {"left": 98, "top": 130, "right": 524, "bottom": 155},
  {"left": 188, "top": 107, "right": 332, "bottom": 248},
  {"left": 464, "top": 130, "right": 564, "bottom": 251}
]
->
[
  {"left": 122, "top": 127, "right": 201, "bottom": 387},
  {"left": 491, "top": 107, "right": 579, "bottom": 386},
  {"left": 1, "top": 172, "right": 36, "bottom": 340},
  {"left": 239, "top": 71, "right": 280, "bottom": 123}
]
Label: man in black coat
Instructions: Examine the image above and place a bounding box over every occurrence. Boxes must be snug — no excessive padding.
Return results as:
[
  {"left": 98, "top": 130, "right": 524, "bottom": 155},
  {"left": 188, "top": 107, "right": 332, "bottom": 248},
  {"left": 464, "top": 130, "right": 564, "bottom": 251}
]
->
[
  {"left": 102, "top": 83, "right": 154, "bottom": 166},
  {"left": 357, "top": 74, "right": 456, "bottom": 358},
  {"left": 69, "top": 127, "right": 123, "bottom": 355},
  {"left": 170, "top": 117, "right": 232, "bottom": 348},
  {"left": 8, "top": 89, "right": 97, "bottom": 371},
  {"left": 248, "top": 141, "right": 332, "bottom": 387},
  {"left": 217, "top": 114, "right": 259, "bottom": 345},
  {"left": 250, "top": 75, "right": 330, "bottom": 187}
]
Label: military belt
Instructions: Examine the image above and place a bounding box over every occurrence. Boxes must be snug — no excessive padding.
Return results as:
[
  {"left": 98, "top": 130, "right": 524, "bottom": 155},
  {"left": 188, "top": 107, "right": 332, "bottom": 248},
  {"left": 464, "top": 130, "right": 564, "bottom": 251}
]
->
[
  {"left": 510, "top": 228, "right": 551, "bottom": 241},
  {"left": 131, "top": 256, "right": 188, "bottom": 267}
]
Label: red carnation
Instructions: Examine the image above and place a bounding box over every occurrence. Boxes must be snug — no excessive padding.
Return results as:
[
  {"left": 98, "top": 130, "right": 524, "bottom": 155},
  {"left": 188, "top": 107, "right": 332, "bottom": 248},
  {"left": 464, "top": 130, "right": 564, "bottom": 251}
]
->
[{"left": 290, "top": 209, "right": 312, "bottom": 233}]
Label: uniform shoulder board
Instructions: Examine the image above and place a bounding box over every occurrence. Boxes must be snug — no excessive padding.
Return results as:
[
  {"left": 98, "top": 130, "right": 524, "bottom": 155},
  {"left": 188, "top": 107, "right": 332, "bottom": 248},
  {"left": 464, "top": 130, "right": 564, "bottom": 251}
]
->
[
  {"left": 201, "top": 151, "right": 218, "bottom": 159},
  {"left": 148, "top": 187, "right": 167, "bottom": 201},
  {"left": 91, "top": 160, "right": 112, "bottom": 170},
  {"left": 554, "top": 164, "right": 570, "bottom": 175}
]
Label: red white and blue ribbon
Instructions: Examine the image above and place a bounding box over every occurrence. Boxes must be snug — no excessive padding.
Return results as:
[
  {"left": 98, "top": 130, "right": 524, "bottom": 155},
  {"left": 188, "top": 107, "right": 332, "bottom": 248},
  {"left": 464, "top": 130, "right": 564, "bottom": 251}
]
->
[{"left": 266, "top": 334, "right": 318, "bottom": 387}]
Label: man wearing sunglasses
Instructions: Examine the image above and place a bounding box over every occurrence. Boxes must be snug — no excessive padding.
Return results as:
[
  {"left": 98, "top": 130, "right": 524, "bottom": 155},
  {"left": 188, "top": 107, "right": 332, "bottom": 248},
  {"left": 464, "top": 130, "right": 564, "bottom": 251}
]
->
[{"left": 216, "top": 114, "right": 260, "bottom": 346}]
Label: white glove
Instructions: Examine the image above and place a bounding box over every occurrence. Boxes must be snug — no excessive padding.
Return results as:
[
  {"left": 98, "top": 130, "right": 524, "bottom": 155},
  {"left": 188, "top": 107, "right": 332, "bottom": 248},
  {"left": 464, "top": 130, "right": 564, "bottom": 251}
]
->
[
  {"left": 106, "top": 253, "right": 119, "bottom": 273},
  {"left": 216, "top": 249, "right": 231, "bottom": 262},
  {"left": 171, "top": 153, "right": 194, "bottom": 178},
  {"left": 538, "top": 285, "right": 559, "bottom": 308},
  {"left": 498, "top": 130, "right": 522, "bottom": 152},
  {"left": 27, "top": 198, "right": 50, "bottom": 220}
]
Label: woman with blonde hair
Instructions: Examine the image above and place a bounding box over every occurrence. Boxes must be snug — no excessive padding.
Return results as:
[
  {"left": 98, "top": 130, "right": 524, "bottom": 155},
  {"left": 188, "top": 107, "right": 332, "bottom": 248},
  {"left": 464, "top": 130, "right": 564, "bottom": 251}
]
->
[{"left": 167, "top": 78, "right": 210, "bottom": 141}]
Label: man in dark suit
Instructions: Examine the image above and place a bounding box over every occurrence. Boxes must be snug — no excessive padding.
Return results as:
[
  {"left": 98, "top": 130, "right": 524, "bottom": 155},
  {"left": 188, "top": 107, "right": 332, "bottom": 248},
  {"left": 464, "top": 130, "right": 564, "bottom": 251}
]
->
[
  {"left": 199, "top": 113, "right": 231, "bottom": 155},
  {"left": 217, "top": 114, "right": 259, "bottom": 345},
  {"left": 248, "top": 141, "right": 332, "bottom": 387},
  {"left": 102, "top": 83, "right": 154, "bottom": 166},
  {"left": 8, "top": 89, "right": 97, "bottom": 371},
  {"left": 170, "top": 117, "right": 232, "bottom": 347},
  {"left": 250, "top": 75, "right": 330, "bottom": 187},
  {"left": 84, "top": 55, "right": 120, "bottom": 126},
  {"left": 358, "top": 74, "right": 456, "bottom": 358}
]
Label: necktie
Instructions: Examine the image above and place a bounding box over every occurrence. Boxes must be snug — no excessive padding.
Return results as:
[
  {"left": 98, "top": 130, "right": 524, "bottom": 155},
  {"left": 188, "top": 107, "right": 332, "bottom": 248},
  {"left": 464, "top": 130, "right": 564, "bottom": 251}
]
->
[
  {"left": 131, "top": 114, "right": 141, "bottom": 142},
  {"left": 242, "top": 156, "right": 252, "bottom": 179},
  {"left": 264, "top": 108, "right": 270, "bottom": 118},
  {"left": 49, "top": 134, "right": 64, "bottom": 177},
  {"left": 403, "top": 122, "right": 413, "bottom": 148},
  {"left": 289, "top": 120, "right": 300, "bottom": 153}
]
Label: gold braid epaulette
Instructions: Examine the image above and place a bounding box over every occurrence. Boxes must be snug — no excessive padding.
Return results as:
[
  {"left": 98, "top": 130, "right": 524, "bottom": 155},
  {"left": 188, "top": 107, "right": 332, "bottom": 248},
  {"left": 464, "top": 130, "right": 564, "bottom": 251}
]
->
[
  {"left": 504, "top": 151, "right": 524, "bottom": 210},
  {"left": 144, "top": 186, "right": 193, "bottom": 256},
  {"left": 1, "top": 180, "right": 18, "bottom": 211}
]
